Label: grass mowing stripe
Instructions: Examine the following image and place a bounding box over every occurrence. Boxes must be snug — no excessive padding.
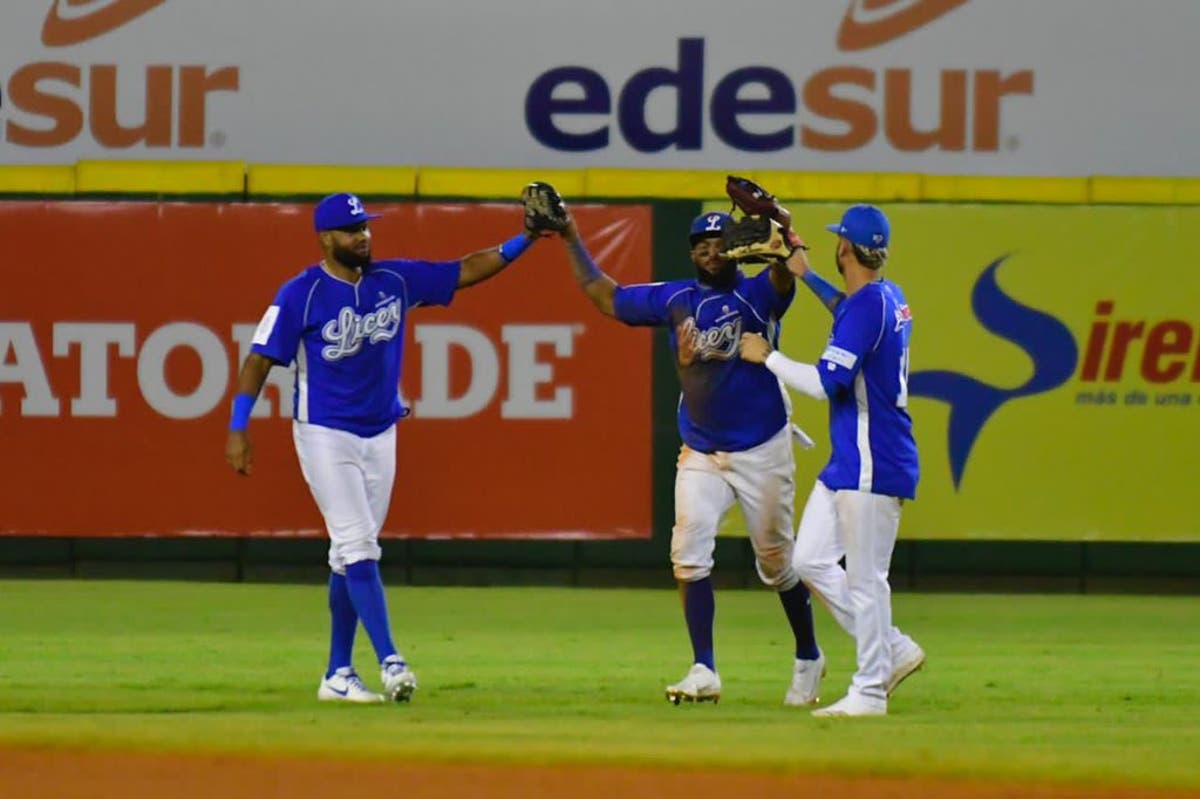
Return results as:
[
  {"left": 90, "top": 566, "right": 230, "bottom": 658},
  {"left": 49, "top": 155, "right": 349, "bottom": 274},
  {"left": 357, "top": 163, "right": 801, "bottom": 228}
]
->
[{"left": 0, "top": 582, "right": 1196, "bottom": 788}]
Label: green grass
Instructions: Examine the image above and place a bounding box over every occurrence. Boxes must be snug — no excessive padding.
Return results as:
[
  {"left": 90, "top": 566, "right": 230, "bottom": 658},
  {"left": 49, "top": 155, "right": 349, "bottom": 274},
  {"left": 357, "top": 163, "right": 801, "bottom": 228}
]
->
[{"left": 0, "top": 581, "right": 1197, "bottom": 788}]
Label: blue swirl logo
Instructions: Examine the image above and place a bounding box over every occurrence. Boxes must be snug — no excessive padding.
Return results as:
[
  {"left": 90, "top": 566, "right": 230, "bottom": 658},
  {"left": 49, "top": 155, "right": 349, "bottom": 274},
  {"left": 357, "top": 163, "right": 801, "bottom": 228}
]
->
[{"left": 908, "top": 256, "right": 1078, "bottom": 489}]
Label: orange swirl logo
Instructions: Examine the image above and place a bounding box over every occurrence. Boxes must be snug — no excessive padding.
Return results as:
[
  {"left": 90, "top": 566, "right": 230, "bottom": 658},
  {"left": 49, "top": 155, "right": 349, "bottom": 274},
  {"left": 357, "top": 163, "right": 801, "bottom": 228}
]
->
[
  {"left": 42, "top": 0, "right": 166, "bottom": 47},
  {"left": 837, "top": 0, "right": 970, "bottom": 51}
]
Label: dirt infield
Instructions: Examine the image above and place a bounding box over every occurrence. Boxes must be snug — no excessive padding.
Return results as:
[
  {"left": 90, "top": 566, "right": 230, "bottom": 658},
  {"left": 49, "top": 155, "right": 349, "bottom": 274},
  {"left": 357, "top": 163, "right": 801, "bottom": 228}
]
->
[{"left": 2, "top": 748, "right": 1197, "bottom": 799}]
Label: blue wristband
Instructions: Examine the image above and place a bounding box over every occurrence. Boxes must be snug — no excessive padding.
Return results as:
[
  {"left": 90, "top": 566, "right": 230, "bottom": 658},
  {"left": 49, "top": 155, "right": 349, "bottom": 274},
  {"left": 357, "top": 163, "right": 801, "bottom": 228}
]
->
[
  {"left": 498, "top": 232, "right": 533, "bottom": 264},
  {"left": 229, "top": 393, "right": 255, "bottom": 432},
  {"left": 801, "top": 270, "right": 844, "bottom": 309}
]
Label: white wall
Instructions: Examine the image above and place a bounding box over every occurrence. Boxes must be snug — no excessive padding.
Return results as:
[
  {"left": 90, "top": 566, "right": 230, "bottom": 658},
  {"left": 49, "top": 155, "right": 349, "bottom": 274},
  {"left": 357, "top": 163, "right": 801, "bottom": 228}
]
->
[{"left": 2, "top": 0, "right": 1197, "bottom": 175}]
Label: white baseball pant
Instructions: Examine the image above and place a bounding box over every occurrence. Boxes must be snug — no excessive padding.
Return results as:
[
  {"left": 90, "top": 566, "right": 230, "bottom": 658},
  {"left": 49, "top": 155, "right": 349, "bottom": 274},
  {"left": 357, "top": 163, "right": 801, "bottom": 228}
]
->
[
  {"left": 793, "top": 480, "right": 918, "bottom": 702},
  {"left": 672, "top": 425, "right": 800, "bottom": 590},
  {"left": 292, "top": 421, "right": 396, "bottom": 573}
]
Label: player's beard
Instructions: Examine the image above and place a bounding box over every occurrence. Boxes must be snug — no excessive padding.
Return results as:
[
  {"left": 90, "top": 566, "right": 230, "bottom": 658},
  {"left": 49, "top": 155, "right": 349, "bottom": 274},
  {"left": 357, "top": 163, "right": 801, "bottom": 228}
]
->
[
  {"left": 696, "top": 260, "right": 737, "bottom": 290},
  {"left": 834, "top": 249, "right": 845, "bottom": 276},
  {"left": 332, "top": 243, "right": 371, "bottom": 270}
]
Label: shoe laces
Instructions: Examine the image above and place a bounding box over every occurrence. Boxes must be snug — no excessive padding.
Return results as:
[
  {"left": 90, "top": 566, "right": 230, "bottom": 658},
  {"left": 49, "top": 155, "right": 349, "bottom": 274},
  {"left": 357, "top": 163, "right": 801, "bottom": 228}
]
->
[
  {"left": 332, "top": 667, "right": 368, "bottom": 691},
  {"left": 383, "top": 656, "right": 409, "bottom": 677}
]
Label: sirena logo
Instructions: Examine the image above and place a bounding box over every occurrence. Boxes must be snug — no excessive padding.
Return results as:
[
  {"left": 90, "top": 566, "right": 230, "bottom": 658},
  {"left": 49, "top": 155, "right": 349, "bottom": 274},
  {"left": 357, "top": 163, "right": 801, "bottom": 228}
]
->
[
  {"left": 42, "top": 0, "right": 166, "bottom": 47},
  {"left": 836, "top": 0, "right": 970, "bottom": 51},
  {"left": 908, "top": 258, "right": 1077, "bottom": 489},
  {"left": 525, "top": 17, "right": 1031, "bottom": 155},
  {"left": 911, "top": 256, "right": 1200, "bottom": 489},
  {"left": 2, "top": 0, "right": 238, "bottom": 150}
]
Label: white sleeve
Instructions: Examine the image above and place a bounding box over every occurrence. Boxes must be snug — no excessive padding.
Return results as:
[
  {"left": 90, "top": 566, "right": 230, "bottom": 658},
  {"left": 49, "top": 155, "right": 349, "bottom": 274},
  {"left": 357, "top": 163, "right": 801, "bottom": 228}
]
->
[{"left": 765, "top": 351, "right": 828, "bottom": 400}]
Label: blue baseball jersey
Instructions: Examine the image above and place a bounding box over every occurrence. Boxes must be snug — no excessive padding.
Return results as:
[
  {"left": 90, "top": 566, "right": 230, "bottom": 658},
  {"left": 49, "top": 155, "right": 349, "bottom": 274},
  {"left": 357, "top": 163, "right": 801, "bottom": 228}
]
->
[
  {"left": 816, "top": 279, "right": 919, "bottom": 499},
  {"left": 614, "top": 269, "right": 794, "bottom": 453},
  {"left": 251, "top": 259, "right": 460, "bottom": 437}
]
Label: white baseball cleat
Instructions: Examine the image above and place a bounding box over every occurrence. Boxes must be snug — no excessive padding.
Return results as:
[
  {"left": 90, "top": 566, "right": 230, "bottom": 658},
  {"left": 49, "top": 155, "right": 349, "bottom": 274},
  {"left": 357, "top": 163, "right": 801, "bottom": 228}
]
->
[
  {"left": 381, "top": 655, "right": 418, "bottom": 702},
  {"left": 811, "top": 692, "right": 887, "bottom": 718},
  {"left": 784, "top": 649, "right": 826, "bottom": 706},
  {"left": 887, "top": 639, "right": 926, "bottom": 697},
  {"left": 665, "top": 663, "right": 722, "bottom": 705},
  {"left": 318, "top": 667, "right": 384, "bottom": 703}
]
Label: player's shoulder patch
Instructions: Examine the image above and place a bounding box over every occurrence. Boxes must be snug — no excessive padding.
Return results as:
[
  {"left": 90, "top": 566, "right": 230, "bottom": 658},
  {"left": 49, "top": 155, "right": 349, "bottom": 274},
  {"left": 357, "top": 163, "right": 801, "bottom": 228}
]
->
[{"left": 821, "top": 345, "right": 858, "bottom": 370}]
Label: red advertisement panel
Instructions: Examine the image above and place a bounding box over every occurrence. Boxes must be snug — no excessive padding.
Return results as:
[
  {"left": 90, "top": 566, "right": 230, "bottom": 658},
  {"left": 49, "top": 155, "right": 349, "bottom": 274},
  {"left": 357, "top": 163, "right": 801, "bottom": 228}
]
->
[{"left": 0, "top": 201, "right": 652, "bottom": 538}]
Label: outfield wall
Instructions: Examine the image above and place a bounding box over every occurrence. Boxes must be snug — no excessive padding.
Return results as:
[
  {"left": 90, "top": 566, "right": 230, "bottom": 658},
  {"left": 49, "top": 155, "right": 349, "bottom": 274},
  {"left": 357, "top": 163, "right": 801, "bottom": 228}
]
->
[{"left": 2, "top": 163, "right": 1199, "bottom": 587}]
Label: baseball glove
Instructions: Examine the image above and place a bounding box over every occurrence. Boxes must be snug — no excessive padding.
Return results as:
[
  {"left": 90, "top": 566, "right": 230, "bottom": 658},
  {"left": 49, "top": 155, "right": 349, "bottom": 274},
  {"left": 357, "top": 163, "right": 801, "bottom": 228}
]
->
[
  {"left": 720, "top": 216, "right": 792, "bottom": 263},
  {"left": 725, "top": 174, "right": 791, "bottom": 231},
  {"left": 521, "top": 182, "right": 569, "bottom": 235}
]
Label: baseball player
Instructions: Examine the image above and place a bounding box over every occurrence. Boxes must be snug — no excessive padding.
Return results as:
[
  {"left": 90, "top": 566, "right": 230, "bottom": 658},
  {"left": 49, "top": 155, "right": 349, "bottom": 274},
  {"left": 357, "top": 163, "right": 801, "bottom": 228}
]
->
[
  {"left": 740, "top": 204, "right": 925, "bottom": 717},
  {"left": 544, "top": 188, "right": 824, "bottom": 706},
  {"left": 224, "top": 191, "right": 541, "bottom": 703}
]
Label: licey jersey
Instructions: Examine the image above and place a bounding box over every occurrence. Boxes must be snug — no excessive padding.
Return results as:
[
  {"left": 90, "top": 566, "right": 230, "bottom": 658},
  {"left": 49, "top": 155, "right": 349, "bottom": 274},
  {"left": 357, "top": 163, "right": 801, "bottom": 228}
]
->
[
  {"left": 816, "top": 278, "right": 919, "bottom": 499},
  {"left": 614, "top": 268, "right": 794, "bottom": 453},
  {"left": 250, "top": 260, "right": 460, "bottom": 437}
]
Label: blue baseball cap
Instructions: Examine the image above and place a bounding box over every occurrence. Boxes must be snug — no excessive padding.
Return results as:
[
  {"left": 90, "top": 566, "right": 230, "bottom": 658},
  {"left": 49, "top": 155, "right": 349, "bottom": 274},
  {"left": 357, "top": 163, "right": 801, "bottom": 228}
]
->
[
  {"left": 313, "top": 192, "right": 381, "bottom": 232},
  {"left": 689, "top": 211, "right": 731, "bottom": 244},
  {"left": 825, "top": 204, "right": 890, "bottom": 248}
]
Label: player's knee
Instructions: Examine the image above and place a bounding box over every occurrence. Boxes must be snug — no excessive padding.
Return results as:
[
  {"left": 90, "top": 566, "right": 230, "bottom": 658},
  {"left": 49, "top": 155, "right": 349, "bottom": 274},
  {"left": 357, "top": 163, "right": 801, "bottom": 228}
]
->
[
  {"left": 672, "top": 560, "right": 712, "bottom": 582},
  {"left": 334, "top": 537, "right": 382, "bottom": 568},
  {"left": 755, "top": 543, "right": 796, "bottom": 589}
]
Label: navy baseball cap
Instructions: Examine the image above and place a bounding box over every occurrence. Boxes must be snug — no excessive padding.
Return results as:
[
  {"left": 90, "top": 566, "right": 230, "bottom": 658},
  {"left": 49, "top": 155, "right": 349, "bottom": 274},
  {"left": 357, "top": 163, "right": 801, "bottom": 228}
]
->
[
  {"left": 689, "top": 211, "right": 731, "bottom": 244},
  {"left": 825, "top": 204, "right": 890, "bottom": 248},
  {"left": 313, "top": 192, "right": 381, "bottom": 232}
]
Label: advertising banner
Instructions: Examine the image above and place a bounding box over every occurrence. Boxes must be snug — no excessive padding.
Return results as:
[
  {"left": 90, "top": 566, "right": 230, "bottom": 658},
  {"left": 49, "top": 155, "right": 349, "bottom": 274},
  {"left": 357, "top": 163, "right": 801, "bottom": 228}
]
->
[
  {"left": 752, "top": 203, "right": 1200, "bottom": 541},
  {"left": 0, "top": 200, "right": 654, "bottom": 538},
  {"left": 1, "top": 1, "right": 1198, "bottom": 175}
]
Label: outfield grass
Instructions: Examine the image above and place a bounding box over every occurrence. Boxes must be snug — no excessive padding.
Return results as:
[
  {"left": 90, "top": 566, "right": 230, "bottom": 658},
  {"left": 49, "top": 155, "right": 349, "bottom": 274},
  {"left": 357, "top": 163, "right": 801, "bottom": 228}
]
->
[{"left": 0, "top": 581, "right": 1197, "bottom": 788}]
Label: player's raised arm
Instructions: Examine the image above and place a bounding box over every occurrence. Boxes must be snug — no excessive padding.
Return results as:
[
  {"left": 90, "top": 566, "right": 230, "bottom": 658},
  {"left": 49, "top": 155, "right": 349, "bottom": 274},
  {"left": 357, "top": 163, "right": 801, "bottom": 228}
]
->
[
  {"left": 455, "top": 181, "right": 582, "bottom": 288},
  {"left": 788, "top": 244, "right": 845, "bottom": 314},
  {"left": 224, "top": 352, "right": 277, "bottom": 475},
  {"left": 456, "top": 233, "right": 535, "bottom": 289},
  {"left": 559, "top": 215, "right": 618, "bottom": 318}
]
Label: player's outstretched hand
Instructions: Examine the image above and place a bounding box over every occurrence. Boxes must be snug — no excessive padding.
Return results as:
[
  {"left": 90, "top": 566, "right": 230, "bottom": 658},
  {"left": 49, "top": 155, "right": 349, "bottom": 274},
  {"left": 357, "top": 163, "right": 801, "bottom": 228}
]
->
[
  {"left": 521, "top": 182, "right": 570, "bottom": 237},
  {"left": 225, "top": 431, "right": 253, "bottom": 476},
  {"left": 739, "top": 332, "right": 773, "bottom": 364}
]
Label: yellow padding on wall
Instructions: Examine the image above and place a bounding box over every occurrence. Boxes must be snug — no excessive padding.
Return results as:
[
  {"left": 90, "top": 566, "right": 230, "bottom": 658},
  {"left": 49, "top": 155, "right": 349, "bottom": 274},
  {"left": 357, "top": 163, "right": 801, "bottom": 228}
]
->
[
  {"left": 0, "top": 165, "right": 76, "bottom": 194},
  {"left": 753, "top": 171, "right": 923, "bottom": 202},
  {"left": 9, "top": 162, "right": 1200, "bottom": 205},
  {"left": 1089, "top": 177, "right": 1195, "bottom": 204},
  {"left": 922, "top": 175, "right": 1089, "bottom": 204},
  {"left": 247, "top": 165, "right": 417, "bottom": 196},
  {"left": 584, "top": 169, "right": 730, "bottom": 198},
  {"left": 75, "top": 160, "right": 244, "bottom": 194},
  {"left": 418, "top": 168, "right": 584, "bottom": 198},
  {"left": 1175, "top": 179, "right": 1200, "bottom": 204}
]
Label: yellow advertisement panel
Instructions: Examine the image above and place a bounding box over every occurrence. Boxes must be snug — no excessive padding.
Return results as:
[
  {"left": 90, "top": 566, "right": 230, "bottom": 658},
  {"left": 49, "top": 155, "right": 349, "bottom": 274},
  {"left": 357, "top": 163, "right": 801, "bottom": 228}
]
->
[{"left": 709, "top": 202, "right": 1200, "bottom": 541}]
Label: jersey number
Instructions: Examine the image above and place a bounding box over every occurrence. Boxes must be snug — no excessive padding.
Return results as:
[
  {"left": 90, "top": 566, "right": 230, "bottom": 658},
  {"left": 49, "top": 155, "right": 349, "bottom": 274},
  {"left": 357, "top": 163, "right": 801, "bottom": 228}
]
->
[{"left": 897, "top": 347, "right": 910, "bottom": 408}]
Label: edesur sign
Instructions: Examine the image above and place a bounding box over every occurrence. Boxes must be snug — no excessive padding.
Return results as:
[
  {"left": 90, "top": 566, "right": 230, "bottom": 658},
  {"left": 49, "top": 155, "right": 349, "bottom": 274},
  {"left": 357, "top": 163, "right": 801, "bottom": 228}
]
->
[
  {"left": 525, "top": 34, "right": 1032, "bottom": 156},
  {"left": 1, "top": 0, "right": 238, "bottom": 149}
]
